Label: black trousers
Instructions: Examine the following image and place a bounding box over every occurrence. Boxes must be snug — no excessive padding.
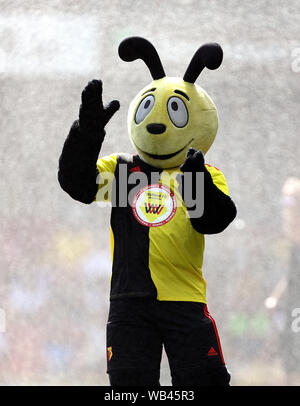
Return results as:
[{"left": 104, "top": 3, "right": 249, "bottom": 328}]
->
[{"left": 106, "top": 298, "right": 230, "bottom": 386}]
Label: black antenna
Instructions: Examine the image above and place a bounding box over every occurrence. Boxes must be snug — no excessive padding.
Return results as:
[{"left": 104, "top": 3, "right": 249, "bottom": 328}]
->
[
  {"left": 118, "top": 37, "right": 166, "bottom": 80},
  {"left": 183, "top": 43, "right": 223, "bottom": 83}
]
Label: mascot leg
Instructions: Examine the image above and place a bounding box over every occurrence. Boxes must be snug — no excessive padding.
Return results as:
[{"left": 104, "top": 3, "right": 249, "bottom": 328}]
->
[
  {"left": 106, "top": 298, "right": 162, "bottom": 386},
  {"left": 160, "top": 302, "right": 230, "bottom": 386}
]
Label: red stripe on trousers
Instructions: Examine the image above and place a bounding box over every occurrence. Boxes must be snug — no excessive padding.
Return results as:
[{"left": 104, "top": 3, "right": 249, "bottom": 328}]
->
[{"left": 203, "top": 304, "right": 225, "bottom": 365}]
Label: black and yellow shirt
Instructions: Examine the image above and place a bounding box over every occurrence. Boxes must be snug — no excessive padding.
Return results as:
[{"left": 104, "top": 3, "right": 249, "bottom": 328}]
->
[{"left": 96, "top": 153, "right": 229, "bottom": 303}]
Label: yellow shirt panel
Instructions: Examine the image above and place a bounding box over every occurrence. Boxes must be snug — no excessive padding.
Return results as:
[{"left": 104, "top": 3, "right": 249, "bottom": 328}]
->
[
  {"left": 148, "top": 168, "right": 206, "bottom": 302},
  {"left": 148, "top": 165, "right": 228, "bottom": 303}
]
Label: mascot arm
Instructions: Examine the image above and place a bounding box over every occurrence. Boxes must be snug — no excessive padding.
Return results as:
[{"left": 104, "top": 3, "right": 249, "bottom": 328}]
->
[
  {"left": 58, "top": 80, "right": 119, "bottom": 204},
  {"left": 179, "top": 148, "right": 237, "bottom": 234},
  {"left": 58, "top": 119, "right": 104, "bottom": 204}
]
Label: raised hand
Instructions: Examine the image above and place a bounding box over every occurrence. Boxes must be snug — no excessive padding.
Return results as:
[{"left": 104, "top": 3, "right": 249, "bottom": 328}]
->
[
  {"left": 180, "top": 148, "right": 205, "bottom": 173},
  {"left": 176, "top": 148, "right": 206, "bottom": 215},
  {"left": 177, "top": 148, "right": 236, "bottom": 233},
  {"left": 79, "top": 79, "right": 120, "bottom": 135}
]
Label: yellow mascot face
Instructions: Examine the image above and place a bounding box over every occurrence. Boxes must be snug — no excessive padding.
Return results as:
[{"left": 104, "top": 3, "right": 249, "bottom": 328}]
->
[{"left": 119, "top": 37, "right": 223, "bottom": 169}]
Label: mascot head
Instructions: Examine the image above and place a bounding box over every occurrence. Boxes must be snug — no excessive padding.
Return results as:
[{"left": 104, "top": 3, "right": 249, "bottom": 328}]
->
[{"left": 118, "top": 36, "right": 223, "bottom": 169}]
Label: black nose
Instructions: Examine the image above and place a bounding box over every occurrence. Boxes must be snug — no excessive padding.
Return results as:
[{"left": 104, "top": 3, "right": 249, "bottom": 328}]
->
[{"left": 146, "top": 123, "right": 166, "bottom": 134}]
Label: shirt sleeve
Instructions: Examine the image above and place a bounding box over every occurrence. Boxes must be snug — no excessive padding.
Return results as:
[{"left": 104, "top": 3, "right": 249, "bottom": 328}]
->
[
  {"left": 95, "top": 154, "right": 118, "bottom": 202},
  {"left": 205, "top": 164, "right": 229, "bottom": 196}
]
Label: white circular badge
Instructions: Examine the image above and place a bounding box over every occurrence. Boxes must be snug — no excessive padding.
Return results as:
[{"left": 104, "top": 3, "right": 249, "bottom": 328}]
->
[{"left": 132, "top": 184, "right": 177, "bottom": 227}]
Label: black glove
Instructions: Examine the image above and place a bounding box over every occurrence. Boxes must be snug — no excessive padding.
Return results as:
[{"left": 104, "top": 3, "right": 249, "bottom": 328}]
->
[
  {"left": 79, "top": 79, "right": 120, "bottom": 136},
  {"left": 177, "top": 148, "right": 208, "bottom": 206},
  {"left": 177, "top": 148, "right": 237, "bottom": 234},
  {"left": 58, "top": 80, "right": 120, "bottom": 204}
]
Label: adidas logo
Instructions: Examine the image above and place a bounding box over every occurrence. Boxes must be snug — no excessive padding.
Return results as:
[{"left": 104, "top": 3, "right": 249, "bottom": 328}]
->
[{"left": 207, "top": 347, "right": 218, "bottom": 356}]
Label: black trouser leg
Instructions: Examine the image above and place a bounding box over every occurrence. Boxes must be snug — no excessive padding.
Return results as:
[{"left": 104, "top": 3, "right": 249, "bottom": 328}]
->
[{"left": 106, "top": 299, "right": 163, "bottom": 386}]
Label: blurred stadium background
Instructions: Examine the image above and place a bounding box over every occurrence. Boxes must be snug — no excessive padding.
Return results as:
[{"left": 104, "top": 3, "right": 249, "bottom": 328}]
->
[{"left": 0, "top": 0, "right": 300, "bottom": 385}]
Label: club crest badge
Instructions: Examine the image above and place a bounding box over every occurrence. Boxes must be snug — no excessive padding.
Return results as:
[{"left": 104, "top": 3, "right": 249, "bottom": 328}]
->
[{"left": 132, "top": 184, "right": 177, "bottom": 227}]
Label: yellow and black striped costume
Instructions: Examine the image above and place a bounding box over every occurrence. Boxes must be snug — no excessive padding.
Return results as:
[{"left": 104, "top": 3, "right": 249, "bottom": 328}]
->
[{"left": 96, "top": 153, "right": 229, "bottom": 303}]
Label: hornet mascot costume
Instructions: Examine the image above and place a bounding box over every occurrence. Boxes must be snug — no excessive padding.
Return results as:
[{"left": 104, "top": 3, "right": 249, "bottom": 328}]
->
[{"left": 58, "top": 37, "right": 237, "bottom": 386}]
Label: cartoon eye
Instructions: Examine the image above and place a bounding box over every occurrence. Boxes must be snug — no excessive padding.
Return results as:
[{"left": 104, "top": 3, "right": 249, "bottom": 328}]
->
[
  {"left": 135, "top": 95, "right": 155, "bottom": 124},
  {"left": 167, "top": 96, "right": 188, "bottom": 128}
]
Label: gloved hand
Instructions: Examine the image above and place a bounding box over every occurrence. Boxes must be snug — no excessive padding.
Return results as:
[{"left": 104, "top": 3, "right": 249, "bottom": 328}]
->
[
  {"left": 177, "top": 148, "right": 237, "bottom": 233},
  {"left": 79, "top": 79, "right": 120, "bottom": 136},
  {"left": 180, "top": 148, "right": 206, "bottom": 173},
  {"left": 177, "top": 148, "right": 209, "bottom": 207},
  {"left": 58, "top": 80, "right": 120, "bottom": 204}
]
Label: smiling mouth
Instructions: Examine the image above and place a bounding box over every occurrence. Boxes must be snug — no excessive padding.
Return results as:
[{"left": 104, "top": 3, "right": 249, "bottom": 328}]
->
[{"left": 137, "top": 139, "right": 194, "bottom": 160}]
